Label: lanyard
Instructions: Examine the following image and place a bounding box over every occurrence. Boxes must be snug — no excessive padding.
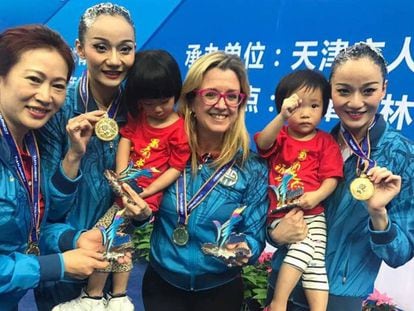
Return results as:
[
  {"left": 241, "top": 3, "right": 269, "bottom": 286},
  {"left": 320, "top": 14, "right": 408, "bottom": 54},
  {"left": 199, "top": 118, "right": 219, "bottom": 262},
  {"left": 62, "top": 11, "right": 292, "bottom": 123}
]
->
[
  {"left": 79, "top": 70, "right": 121, "bottom": 118},
  {"left": 176, "top": 160, "right": 235, "bottom": 226},
  {"left": 340, "top": 114, "right": 378, "bottom": 175},
  {"left": 0, "top": 114, "right": 40, "bottom": 244}
]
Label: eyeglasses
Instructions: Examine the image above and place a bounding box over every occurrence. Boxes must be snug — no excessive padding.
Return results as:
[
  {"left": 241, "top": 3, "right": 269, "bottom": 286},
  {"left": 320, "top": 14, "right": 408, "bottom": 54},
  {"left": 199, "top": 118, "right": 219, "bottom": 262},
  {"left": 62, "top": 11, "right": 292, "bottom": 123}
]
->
[{"left": 195, "top": 89, "right": 246, "bottom": 107}]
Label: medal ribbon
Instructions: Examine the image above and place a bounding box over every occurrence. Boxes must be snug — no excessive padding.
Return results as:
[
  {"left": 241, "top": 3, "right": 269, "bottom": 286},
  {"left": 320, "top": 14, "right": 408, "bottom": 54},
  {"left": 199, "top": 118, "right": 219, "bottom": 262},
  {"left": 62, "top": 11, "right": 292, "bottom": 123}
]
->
[
  {"left": 79, "top": 71, "right": 121, "bottom": 118},
  {"left": 0, "top": 114, "right": 40, "bottom": 245},
  {"left": 176, "top": 160, "right": 235, "bottom": 226},
  {"left": 340, "top": 114, "right": 378, "bottom": 175}
]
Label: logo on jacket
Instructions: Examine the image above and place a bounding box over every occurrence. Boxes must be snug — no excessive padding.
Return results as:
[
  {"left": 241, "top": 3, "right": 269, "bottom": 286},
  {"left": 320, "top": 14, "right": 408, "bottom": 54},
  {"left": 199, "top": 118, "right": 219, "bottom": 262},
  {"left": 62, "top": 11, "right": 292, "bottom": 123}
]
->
[{"left": 220, "top": 168, "right": 238, "bottom": 187}]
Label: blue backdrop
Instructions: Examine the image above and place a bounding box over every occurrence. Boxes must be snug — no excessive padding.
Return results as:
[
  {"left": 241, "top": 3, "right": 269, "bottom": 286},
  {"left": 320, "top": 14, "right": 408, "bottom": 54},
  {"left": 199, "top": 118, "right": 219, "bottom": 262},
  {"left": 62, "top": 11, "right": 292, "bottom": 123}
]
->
[
  {"left": 1, "top": 0, "right": 413, "bottom": 143},
  {"left": 2, "top": 1, "right": 413, "bottom": 309}
]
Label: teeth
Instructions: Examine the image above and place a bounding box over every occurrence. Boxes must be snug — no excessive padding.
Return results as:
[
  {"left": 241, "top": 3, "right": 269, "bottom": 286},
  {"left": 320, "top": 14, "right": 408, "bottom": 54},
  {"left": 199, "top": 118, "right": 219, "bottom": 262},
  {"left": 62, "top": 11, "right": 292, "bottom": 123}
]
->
[
  {"left": 211, "top": 114, "right": 226, "bottom": 120},
  {"left": 29, "top": 107, "right": 48, "bottom": 113}
]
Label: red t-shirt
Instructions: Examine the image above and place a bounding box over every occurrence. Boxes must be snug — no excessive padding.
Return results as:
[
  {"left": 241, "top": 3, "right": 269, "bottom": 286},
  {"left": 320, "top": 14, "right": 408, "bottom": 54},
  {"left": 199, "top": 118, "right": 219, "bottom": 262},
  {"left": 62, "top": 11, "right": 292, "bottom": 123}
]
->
[
  {"left": 255, "top": 126, "right": 343, "bottom": 219},
  {"left": 119, "top": 113, "right": 190, "bottom": 211}
]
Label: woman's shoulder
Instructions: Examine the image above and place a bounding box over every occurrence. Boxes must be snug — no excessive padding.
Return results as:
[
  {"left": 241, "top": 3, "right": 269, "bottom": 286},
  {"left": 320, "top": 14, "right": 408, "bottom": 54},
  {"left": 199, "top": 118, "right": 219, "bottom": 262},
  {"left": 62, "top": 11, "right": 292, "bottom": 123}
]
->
[
  {"left": 380, "top": 125, "right": 414, "bottom": 153},
  {"left": 237, "top": 149, "right": 267, "bottom": 171}
]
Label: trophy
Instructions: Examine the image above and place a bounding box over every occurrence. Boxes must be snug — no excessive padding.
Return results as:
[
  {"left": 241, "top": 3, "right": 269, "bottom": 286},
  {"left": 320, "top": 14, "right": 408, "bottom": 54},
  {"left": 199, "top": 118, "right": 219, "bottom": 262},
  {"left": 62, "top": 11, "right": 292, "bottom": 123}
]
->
[
  {"left": 269, "top": 172, "right": 304, "bottom": 214},
  {"left": 201, "top": 206, "right": 251, "bottom": 267}
]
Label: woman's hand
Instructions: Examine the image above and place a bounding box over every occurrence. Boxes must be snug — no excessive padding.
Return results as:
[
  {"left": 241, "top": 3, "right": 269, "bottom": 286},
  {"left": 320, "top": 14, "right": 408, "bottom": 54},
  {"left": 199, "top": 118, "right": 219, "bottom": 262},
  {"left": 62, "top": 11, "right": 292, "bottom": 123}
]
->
[
  {"left": 121, "top": 183, "right": 153, "bottom": 221},
  {"left": 366, "top": 166, "right": 402, "bottom": 230},
  {"left": 66, "top": 110, "right": 106, "bottom": 158},
  {"left": 76, "top": 228, "right": 133, "bottom": 265},
  {"left": 268, "top": 208, "right": 307, "bottom": 245},
  {"left": 77, "top": 228, "right": 105, "bottom": 252},
  {"left": 62, "top": 248, "right": 108, "bottom": 279},
  {"left": 225, "top": 242, "right": 252, "bottom": 266}
]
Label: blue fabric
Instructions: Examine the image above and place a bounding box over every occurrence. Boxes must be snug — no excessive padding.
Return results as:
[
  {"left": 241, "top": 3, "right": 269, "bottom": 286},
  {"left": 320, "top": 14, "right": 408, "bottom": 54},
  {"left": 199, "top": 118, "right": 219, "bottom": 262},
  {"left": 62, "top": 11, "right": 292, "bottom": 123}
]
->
[
  {"left": 268, "top": 115, "right": 414, "bottom": 302},
  {"left": 0, "top": 134, "right": 76, "bottom": 309},
  {"left": 150, "top": 151, "right": 269, "bottom": 291},
  {"left": 35, "top": 79, "right": 128, "bottom": 306},
  {"left": 37, "top": 81, "right": 127, "bottom": 229}
]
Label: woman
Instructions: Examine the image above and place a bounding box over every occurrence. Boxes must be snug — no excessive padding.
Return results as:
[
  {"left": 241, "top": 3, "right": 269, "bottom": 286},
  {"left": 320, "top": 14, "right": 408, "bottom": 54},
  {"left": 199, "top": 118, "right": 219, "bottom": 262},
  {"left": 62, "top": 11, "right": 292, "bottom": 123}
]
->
[
  {"left": 142, "top": 51, "right": 269, "bottom": 311},
  {"left": 35, "top": 3, "right": 151, "bottom": 310},
  {"left": 267, "top": 43, "right": 413, "bottom": 310},
  {"left": 0, "top": 24, "right": 113, "bottom": 310}
]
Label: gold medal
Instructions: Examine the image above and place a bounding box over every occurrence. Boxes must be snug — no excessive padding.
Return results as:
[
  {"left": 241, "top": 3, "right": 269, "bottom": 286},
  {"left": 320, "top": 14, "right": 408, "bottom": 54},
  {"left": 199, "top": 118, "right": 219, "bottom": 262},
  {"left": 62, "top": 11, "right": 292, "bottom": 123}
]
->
[
  {"left": 95, "top": 116, "right": 119, "bottom": 141},
  {"left": 26, "top": 242, "right": 40, "bottom": 256},
  {"left": 350, "top": 174, "right": 375, "bottom": 201},
  {"left": 172, "top": 226, "right": 189, "bottom": 246}
]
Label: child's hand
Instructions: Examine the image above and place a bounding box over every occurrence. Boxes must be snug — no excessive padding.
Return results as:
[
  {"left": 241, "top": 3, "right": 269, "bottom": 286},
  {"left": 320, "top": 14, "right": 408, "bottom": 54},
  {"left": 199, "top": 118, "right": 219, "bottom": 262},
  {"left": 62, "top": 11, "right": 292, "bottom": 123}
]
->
[
  {"left": 281, "top": 93, "right": 301, "bottom": 120},
  {"left": 296, "top": 191, "right": 321, "bottom": 210}
]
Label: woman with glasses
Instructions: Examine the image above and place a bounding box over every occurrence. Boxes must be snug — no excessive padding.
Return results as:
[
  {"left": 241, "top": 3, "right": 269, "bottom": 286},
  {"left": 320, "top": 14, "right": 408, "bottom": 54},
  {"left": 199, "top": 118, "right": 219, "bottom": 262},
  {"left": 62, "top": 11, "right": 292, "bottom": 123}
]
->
[{"left": 141, "top": 51, "right": 269, "bottom": 311}]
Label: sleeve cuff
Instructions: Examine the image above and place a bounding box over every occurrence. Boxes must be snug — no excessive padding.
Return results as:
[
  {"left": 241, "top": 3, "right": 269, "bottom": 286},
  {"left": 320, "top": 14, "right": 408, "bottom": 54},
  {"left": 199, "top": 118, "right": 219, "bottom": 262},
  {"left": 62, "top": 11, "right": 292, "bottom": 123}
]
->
[
  {"left": 58, "top": 229, "right": 79, "bottom": 251},
  {"left": 131, "top": 214, "right": 153, "bottom": 228},
  {"left": 369, "top": 219, "right": 397, "bottom": 245},
  {"left": 52, "top": 161, "right": 82, "bottom": 195},
  {"left": 265, "top": 227, "right": 282, "bottom": 248},
  {"left": 38, "top": 254, "right": 64, "bottom": 282}
]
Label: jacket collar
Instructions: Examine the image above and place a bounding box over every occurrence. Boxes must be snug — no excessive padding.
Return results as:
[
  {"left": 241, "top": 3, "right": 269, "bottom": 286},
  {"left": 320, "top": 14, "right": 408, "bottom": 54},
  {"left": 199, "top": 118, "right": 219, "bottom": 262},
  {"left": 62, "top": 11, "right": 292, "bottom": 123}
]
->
[
  {"left": 331, "top": 114, "right": 386, "bottom": 151},
  {"left": 73, "top": 80, "right": 127, "bottom": 123}
]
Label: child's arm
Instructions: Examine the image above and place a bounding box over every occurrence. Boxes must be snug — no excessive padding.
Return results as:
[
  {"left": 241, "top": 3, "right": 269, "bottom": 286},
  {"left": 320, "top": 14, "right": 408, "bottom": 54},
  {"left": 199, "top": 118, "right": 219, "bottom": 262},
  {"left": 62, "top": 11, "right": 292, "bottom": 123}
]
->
[
  {"left": 256, "top": 93, "right": 301, "bottom": 150},
  {"left": 298, "top": 177, "right": 338, "bottom": 210},
  {"left": 139, "top": 167, "right": 181, "bottom": 198},
  {"left": 116, "top": 137, "right": 132, "bottom": 174}
]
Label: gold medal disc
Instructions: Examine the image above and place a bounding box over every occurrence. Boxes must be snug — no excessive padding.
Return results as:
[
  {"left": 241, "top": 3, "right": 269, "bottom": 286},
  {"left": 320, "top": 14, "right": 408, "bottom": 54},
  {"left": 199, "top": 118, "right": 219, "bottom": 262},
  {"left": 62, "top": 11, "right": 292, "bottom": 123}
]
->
[
  {"left": 172, "top": 226, "right": 189, "bottom": 246},
  {"left": 26, "top": 242, "right": 40, "bottom": 256},
  {"left": 95, "top": 117, "right": 119, "bottom": 141},
  {"left": 350, "top": 175, "right": 375, "bottom": 201}
]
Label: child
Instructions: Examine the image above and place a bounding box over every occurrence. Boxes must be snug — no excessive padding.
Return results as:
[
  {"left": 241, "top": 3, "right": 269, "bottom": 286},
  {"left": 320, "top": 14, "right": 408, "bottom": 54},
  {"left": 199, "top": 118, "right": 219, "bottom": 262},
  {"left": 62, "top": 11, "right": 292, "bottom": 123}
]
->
[
  {"left": 255, "top": 69, "right": 343, "bottom": 311},
  {"left": 80, "top": 49, "right": 189, "bottom": 310}
]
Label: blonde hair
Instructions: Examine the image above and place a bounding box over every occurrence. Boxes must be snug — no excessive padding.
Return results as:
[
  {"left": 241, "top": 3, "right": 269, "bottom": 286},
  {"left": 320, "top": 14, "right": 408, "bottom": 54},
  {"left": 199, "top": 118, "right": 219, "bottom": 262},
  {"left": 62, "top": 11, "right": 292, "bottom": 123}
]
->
[{"left": 178, "top": 51, "right": 251, "bottom": 173}]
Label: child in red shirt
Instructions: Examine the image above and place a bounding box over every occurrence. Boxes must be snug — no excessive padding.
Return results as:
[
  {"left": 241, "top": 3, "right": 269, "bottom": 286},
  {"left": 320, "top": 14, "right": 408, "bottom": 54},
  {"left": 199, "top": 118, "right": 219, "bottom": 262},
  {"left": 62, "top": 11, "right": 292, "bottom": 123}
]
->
[
  {"left": 89, "top": 50, "right": 190, "bottom": 307},
  {"left": 255, "top": 69, "right": 343, "bottom": 311}
]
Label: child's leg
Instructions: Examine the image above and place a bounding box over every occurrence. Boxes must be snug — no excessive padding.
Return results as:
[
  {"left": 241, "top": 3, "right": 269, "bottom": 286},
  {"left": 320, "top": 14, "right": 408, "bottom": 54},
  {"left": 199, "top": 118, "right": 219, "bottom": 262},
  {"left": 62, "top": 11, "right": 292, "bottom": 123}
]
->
[
  {"left": 269, "top": 263, "right": 303, "bottom": 311},
  {"left": 302, "top": 213, "right": 328, "bottom": 311},
  {"left": 86, "top": 271, "right": 110, "bottom": 297},
  {"left": 112, "top": 271, "right": 131, "bottom": 295},
  {"left": 304, "top": 289, "right": 328, "bottom": 311}
]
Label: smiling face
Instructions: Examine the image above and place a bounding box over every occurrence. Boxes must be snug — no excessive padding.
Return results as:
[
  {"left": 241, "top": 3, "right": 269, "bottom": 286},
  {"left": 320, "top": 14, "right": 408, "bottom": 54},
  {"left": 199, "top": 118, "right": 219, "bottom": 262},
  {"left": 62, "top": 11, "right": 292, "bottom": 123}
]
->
[
  {"left": 287, "top": 86, "right": 324, "bottom": 140},
  {"left": 192, "top": 68, "right": 241, "bottom": 141},
  {"left": 331, "top": 57, "right": 386, "bottom": 140},
  {"left": 0, "top": 48, "right": 68, "bottom": 142},
  {"left": 76, "top": 14, "right": 135, "bottom": 98}
]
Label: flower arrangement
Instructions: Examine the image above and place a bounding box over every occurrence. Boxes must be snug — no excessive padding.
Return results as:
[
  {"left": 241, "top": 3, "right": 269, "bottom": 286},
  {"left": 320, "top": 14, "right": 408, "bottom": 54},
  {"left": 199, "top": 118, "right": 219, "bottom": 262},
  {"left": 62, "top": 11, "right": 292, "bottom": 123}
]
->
[
  {"left": 133, "top": 223, "right": 153, "bottom": 262},
  {"left": 241, "top": 251, "right": 273, "bottom": 310},
  {"left": 362, "top": 289, "right": 402, "bottom": 311}
]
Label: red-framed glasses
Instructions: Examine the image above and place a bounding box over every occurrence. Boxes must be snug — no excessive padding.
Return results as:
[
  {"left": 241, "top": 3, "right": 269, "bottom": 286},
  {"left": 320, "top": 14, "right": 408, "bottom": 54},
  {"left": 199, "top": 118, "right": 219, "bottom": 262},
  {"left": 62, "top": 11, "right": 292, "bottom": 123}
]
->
[{"left": 195, "top": 89, "right": 246, "bottom": 107}]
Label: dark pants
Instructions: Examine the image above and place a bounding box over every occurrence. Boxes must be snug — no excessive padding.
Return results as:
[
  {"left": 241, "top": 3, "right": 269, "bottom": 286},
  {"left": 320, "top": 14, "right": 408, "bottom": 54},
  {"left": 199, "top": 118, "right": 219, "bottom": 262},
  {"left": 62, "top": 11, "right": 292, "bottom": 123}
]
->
[
  {"left": 34, "top": 280, "right": 86, "bottom": 311},
  {"left": 34, "top": 277, "right": 114, "bottom": 311},
  {"left": 142, "top": 264, "right": 244, "bottom": 311}
]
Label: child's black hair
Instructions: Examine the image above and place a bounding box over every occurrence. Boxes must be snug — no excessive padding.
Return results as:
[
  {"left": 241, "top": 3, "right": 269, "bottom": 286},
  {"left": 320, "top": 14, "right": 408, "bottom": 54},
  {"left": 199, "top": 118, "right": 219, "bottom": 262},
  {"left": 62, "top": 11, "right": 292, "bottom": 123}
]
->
[
  {"left": 124, "top": 49, "right": 182, "bottom": 118},
  {"left": 274, "top": 69, "right": 331, "bottom": 116}
]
